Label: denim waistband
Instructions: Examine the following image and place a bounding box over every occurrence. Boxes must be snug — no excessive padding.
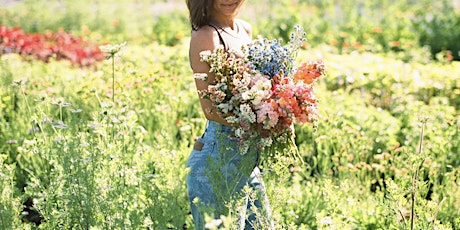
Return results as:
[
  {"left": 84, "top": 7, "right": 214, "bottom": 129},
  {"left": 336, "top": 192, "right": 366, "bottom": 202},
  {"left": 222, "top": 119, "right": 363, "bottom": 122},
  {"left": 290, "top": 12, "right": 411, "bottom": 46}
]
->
[{"left": 203, "top": 120, "right": 234, "bottom": 137}]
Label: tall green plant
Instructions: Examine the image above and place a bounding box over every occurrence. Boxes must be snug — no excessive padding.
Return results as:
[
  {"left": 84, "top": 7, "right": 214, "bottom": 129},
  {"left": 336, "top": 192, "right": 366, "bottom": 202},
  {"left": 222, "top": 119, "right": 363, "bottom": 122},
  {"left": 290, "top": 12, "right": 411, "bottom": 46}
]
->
[{"left": 0, "top": 155, "right": 22, "bottom": 229}]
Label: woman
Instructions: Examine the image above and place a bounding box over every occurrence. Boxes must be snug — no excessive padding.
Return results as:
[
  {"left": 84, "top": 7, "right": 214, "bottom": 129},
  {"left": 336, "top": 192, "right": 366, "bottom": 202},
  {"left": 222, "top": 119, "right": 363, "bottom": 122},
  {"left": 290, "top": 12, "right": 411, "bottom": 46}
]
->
[{"left": 185, "top": 0, "right": 274, "bottom": 229}]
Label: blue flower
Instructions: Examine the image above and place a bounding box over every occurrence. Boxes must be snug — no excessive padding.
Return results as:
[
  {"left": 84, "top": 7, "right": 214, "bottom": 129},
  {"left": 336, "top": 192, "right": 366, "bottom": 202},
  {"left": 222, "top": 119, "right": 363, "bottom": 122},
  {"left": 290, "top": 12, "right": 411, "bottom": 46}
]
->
[{"left": 246, "top": 25, "right": 307, "bottom": 79}]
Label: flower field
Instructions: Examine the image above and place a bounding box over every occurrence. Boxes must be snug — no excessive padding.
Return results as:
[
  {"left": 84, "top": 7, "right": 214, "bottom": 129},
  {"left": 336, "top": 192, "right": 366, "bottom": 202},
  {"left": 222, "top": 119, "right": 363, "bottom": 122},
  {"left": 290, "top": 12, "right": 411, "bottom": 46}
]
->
[{"left": 0, "top": 0, "right": 459, "bottom": 229}]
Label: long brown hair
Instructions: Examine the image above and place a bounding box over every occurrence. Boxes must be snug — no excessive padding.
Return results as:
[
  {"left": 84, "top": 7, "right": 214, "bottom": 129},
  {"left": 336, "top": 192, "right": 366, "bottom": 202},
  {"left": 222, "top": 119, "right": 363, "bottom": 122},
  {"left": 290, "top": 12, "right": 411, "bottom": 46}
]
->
[{"left": 186, "top": 0, "right": 212, "bottom": 31}]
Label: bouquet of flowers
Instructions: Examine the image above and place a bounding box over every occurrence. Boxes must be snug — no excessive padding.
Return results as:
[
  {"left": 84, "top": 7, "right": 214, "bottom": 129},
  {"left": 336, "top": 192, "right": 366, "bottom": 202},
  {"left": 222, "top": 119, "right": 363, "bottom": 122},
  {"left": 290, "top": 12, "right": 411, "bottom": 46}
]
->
[{"left": 194, "top": 25, "right": 325, "bottom": 159}]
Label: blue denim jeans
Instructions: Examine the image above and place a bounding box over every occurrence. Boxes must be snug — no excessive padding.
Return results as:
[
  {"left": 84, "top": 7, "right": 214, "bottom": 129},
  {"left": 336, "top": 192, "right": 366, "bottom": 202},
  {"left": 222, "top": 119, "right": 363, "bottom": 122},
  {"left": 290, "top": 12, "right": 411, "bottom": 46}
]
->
[{"left": 186, "top": 120, "right": 274, "bottom": 229}]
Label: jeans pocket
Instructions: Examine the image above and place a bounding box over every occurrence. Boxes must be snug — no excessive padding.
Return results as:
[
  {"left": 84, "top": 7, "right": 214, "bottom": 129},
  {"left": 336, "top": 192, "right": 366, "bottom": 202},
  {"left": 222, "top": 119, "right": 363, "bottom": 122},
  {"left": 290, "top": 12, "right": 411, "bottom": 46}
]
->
[
  {"left": 186, "top": 138, "right": 216, "bottom": 173},
  {"left": 193, "top": 140, "right": 204, "bottom": 151}
]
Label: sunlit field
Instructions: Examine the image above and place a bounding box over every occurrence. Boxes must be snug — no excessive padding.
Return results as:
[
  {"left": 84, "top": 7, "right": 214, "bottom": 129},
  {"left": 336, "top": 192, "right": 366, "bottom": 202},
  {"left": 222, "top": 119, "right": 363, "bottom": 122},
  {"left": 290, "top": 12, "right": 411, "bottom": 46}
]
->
[{"left": 0, "top": 0, "right": 459, "bottom": 229}]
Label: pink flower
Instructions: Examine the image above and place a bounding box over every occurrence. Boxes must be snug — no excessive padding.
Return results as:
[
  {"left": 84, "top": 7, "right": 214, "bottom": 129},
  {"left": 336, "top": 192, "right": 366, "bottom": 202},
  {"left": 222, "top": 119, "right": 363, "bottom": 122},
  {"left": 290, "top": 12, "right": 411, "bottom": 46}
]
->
[{"left": 256, "top": 100, "right": 279, "bottom": 129}]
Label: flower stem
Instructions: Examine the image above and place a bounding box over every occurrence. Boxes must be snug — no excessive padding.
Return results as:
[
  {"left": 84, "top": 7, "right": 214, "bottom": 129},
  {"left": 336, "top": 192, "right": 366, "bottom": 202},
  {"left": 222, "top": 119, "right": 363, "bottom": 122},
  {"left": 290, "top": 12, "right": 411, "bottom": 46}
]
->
[
  {"left": 111, "top": 54, "right": 115, "bottom": 103},
  {"left": 410, "top": 117, "right": 427, "bottom": 230}
]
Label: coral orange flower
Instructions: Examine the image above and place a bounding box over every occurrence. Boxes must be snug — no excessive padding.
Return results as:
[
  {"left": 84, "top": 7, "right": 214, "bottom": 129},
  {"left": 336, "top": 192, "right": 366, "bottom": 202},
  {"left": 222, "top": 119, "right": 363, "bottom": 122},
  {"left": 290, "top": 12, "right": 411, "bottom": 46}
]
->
[{"left": 293, "top": 60, "right": 325, "bottom": 84}]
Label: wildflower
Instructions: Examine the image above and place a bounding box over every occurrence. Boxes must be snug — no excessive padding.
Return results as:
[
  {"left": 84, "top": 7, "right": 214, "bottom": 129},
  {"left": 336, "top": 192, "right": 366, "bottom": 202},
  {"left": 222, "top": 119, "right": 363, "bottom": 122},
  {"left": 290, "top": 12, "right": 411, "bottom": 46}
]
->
[
  {"left": 99, "top": 42, "right": 127, "bottom": 58},
  {"left": 256, "top": 101, "right": 278, "bottom": 129},
  {"left": 193, "top": 73, "right": 208, "bottom": 81},
  {"left": 217, "top": 103, "right": 233, "bottom": 114},
  {"left": 12, "top": 78, "right": 28, "bottom": 87},
  {"left": 199, "top": 50, "right": 212, "bottom": 62},
  {"left": 53, "top": 120, "right": 68, "bottom": 129},
  {"left": 246, "top": 38, "right": 293, "bottom": 78},
  {"left": 260, "top": 137, "right": 273, "bottom": 147},
  {"left": 240, "top": 104, "right": 256, "bottom": 123},
  {"left": 293, "top": 60, "right": 326, "bottom": 84},
  {"left": 34, "top": 93, "right": 48, "bottom": 102},
  {"left": 6, "top": 140, "right": 17, "bottom": 144},
  {"left": 205, "top": 218, "right": 223, "bottom": 229},
  {"left": 51, "top": 97, "right": 71, "bottom": 107},
  {"left": 320, "top": 216, "right": 333, "bottom": 225}
]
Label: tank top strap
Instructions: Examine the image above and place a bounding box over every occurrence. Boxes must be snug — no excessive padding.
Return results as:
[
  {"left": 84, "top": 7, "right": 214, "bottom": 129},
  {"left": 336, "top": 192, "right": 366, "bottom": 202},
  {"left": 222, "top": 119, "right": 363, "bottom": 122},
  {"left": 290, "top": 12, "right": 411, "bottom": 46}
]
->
[{"left": 208, "top": 23, "right": 228, "bottom": 51}]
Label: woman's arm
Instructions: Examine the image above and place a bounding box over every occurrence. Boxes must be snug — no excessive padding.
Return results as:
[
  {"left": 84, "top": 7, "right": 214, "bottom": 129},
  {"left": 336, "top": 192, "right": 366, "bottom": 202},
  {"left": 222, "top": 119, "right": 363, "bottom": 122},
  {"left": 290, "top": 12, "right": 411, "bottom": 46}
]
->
[{"left": 189, "top": 26, "right": 232, "bottom": 126}]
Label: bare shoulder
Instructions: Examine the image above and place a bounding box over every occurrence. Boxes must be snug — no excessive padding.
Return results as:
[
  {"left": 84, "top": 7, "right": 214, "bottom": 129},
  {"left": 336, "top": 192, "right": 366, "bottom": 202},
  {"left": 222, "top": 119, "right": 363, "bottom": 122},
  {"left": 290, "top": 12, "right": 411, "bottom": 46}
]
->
[
  {"left": 236, "top": 19, "right": 252, "bottom": 37},
  {"left": 189, "top": 26, "right": 220, "bottom": 72},
  {"left": 190, "top": 26, "right": 220, "bottom": 54}
]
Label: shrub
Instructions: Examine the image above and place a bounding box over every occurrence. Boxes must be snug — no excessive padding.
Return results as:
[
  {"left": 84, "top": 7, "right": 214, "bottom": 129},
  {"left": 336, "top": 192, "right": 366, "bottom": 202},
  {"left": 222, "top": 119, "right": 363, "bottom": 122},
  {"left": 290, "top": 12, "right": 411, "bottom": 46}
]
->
[
  {"left": 152, "top": 11, "right": 189, "bottom": 46},
  {"left": 412, "top": 2, "right": 460, "bottom": 61}
]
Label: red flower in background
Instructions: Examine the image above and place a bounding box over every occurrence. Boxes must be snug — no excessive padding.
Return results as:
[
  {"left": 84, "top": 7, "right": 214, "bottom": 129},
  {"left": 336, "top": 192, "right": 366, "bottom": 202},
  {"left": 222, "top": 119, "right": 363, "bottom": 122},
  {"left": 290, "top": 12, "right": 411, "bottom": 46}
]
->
[{"left": 0, "top": 25, "right": 104, "bottom": 67}]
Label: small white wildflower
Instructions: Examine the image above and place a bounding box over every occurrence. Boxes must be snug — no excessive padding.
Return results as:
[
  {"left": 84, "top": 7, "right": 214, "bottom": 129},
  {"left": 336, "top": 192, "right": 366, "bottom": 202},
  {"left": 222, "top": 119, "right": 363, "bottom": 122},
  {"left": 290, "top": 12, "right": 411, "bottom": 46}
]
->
[
  {"left": 219, "top": 76, "right": 227, "bottom": 83},
  {"left": 99, "top": 42, "right": 127, "bottom": 57},
  {"left": 199, "top": 50, "right": 212, "bottom": 62},
  {"left": 216, "top": 82, "right": 227, "bottom": 91},
  {"left": 142, "top": 216, "right": 154, "bottom": 227},
  {"left": 100, "top": 102, "right": 112, "bottom": 109},
  {"left": 6, "top": 140, "right": 17, "bottom": 144},
  {"left": 53, "top": 121, "right": 68, "bottom": 129},
  {"left": 232, "top": 78, "right": 243, "bottom": 88},
  {"left": 233, "top": 82, "right": 249, "bottom": 94},
  {"left": 241, "top": 73, "right": 251, "bottom": 85},
  {"left": 193, "top": 73, "right": 208, "bottom": 81},
  {"left": 234, "top": 127, "right": 245, "bottom": 137},
  {"left": 51, "top": 97, "right": 71, "bottom": 107},
  {"left": 180, "top": 125, "right": 191, "bottom": 132},
  {"left": 215, "top": 44, "right": 225, "bottom": 52},
  {"left": 110, "top": 117, "right": 120, "bottom": 124},
  {"left": 251, "top": 93, "right": 264, "bottom": 105},
  {"left": 23, "top": 139, "right": 37, "bottom": 146},
  {"left": 275, "top": 134, "right": 288, "bottom": 143},
  {"left": 11, "top": 78, "right": 28, "bottom": 87},
  {"left": 240, "top": 104, "right": 256, "bottom": 123},
  {"left": 225, "top": 116, "right": 239, "bottom": 124},
  {"left": 217, "top": 103, "right": 233, "bottom": 114},
  {"left": 87, "top": 123, "right": 103, "bottom": 129},
  {"left": 34, "top": 92, "right": 48, "bottom": 102},
  {"left": 260, "top": 137, "right": 273, "bottom": 147},
  {"left": 241, "top": 90, "right": 253, "bottom": 101},
  {"left": 205, "top": 218, "right": 223, "bottom": 229},
  {"left": 239, "top": 141, "right": 250, "bottom": 155},
  {"left": 320, "top": 216, "right": 333, "bottom": 225}
]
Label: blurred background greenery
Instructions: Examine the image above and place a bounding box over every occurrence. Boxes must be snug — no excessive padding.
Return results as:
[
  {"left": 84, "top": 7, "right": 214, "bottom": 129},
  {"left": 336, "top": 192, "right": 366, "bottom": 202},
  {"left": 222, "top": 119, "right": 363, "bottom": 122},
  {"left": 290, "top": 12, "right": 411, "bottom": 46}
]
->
[{"left": 1, "top": 0, "right": 459, "bottom": 60}]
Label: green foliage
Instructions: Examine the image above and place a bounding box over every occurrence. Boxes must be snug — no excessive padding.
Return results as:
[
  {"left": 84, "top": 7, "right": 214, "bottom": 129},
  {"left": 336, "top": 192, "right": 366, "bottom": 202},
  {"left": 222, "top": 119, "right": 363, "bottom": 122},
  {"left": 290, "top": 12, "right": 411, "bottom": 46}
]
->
[
  {"left": 152, "top": 11, "right": 189, "bottom": 46},
  {"left": 0, "top": 155, "right": 22, "bottom": 230},
  {"left": 5, "top": 74, "right": 192, "bottom": 229},
  {"left": 1, "top": 38, "right": 459, "bottom": 229},
  {"left": 251, "top": 1, "right": 301, "bottom": 42},
  {"left": 412, "top": 1, "right": 460, "bottom": 60},
  {"left": 272, "top": 175, "right": 326, "bottom": 229},
  {"left": 0, "top": 0, "right": 183, "bottom": 44},
  {"left": 243, "top": 0, "right": 460, "bottom": 60},
  {"left": 296, "top": 88, "right": 401, "bottom": 179},
  {"left": 2, "top": 0, "right": 460, "bottom": 59}
]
